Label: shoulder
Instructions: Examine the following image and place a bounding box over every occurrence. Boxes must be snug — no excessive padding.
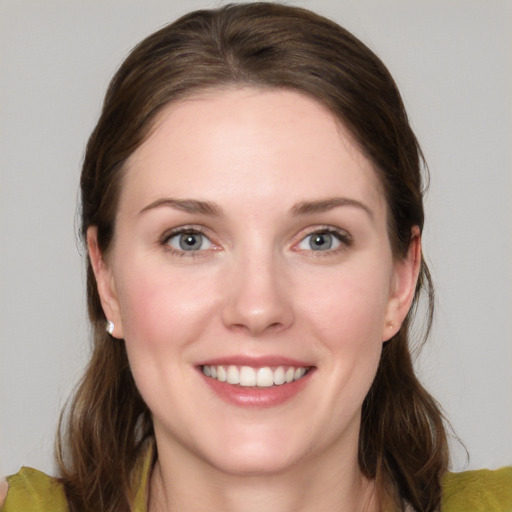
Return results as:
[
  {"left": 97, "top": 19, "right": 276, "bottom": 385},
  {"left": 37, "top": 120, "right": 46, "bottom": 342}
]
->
[
  {"left": 442, "top": 466, "right": 512, "bottom": 512},
  {"left": 0, "top": 467, "right": 68, "bottom": 512},
  {"left": 0, "top": 478, "right": 7, "bottom": 508}
]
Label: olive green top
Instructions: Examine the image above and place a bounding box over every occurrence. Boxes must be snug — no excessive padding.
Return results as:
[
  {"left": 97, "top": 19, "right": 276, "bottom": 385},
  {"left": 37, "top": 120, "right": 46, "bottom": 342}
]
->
[{"left": 2, "top": 452, "right": 511, "bottom": 511}]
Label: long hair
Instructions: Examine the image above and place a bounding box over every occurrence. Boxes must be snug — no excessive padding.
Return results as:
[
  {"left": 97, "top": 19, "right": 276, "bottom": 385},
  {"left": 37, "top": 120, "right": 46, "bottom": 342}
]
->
[{"left": 57, "top": 3, "right": 448, "bottom": 511}]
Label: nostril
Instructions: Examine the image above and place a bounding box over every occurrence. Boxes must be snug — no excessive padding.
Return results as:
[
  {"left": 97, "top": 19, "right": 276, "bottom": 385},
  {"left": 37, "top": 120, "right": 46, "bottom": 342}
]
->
[{"left": 220, "top": 273, "right": 295, "bottom": 334}]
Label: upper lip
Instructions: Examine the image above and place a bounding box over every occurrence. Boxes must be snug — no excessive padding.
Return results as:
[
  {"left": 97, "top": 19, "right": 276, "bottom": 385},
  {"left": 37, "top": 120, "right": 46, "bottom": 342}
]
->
[{"left": 198, "top": 355, "right": 314, "bottom": 368}]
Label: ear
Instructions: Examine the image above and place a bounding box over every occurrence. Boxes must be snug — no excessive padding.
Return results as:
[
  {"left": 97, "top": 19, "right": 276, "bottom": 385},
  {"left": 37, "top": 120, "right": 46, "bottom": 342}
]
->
[
  {"left": 87, "top": 226, "right": 124, "bottom": 339},
  {"left": 382, "top": 226, "right": 422, "bottom": 341}
]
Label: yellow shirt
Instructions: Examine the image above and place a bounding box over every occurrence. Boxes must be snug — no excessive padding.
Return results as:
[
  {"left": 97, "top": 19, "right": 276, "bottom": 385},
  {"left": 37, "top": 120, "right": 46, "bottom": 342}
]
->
[{"left": 2, "top": 455, "right": 511, "bottom": 511}]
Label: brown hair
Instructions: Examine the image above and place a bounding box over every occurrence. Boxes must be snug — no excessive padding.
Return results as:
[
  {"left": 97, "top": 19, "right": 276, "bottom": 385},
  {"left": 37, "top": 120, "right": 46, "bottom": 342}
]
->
[{"left": 57, "top": 3, "right": 448, "bottom": 511}]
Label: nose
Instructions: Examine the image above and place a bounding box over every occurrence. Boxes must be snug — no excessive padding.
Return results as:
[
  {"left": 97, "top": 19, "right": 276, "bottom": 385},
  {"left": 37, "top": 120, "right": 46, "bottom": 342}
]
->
[{"left": 221, "top": 252, "right": 295, "bottom": 336}]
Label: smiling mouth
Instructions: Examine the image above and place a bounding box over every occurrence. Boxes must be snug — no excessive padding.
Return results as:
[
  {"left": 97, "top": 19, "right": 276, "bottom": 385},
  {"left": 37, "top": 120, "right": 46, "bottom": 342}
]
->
[{"left": 201, "top": 365, "right": 311, "bottom": 388}]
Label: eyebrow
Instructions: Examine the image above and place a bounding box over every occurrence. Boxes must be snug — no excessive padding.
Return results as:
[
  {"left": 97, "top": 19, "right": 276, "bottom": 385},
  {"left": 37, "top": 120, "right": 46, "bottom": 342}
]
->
[
  {"left": 290, "top": 197, "right": 374, "bottom": 219},
  {"left": 139, "top": 196, "right": 373, "bottom": 219},
  {"left": 139, "top": 198, "right": 223, "bottom": 216}
]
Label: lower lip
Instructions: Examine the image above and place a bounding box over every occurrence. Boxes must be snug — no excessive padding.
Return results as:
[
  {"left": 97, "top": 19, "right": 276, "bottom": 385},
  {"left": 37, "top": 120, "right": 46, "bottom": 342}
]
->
[{"left": 200, "top": 369, "right": 314, "bottom": 408}]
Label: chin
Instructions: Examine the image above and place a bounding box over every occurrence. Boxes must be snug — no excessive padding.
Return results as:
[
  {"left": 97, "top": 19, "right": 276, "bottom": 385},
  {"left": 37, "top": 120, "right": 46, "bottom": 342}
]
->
[
  {"left": 198, "top": 427, "right": 307, "bottom": 476},
  {"left": 208, "top": 447, "right": 300, "bottom": 477}
]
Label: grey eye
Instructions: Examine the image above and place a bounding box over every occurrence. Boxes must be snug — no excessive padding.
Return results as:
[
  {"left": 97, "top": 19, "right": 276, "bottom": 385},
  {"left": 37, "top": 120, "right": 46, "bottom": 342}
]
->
[
  {"left": 167, "top": 232, "right": 212, "bottom": 251},
  {"left": 297, "top": 231, "right": 342, "bottom": 251},
  {"left": 309, "top": 233, "right": 334, "bottom": 250}
]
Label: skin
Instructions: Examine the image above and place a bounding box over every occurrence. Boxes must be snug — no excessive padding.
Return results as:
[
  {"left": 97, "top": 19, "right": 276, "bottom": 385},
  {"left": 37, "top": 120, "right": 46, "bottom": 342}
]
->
[
  {"left": 0, "top": 478, "right": 7, "bottom": 507},
  {"left": 88, "top": 88, "right": 421, "bottom": 512}
]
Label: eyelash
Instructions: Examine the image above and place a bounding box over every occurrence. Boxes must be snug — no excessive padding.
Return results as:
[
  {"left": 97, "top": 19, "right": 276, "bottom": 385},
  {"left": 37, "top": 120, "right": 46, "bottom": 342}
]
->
[
  {"left": 159, "top": 225, "right": 352, "bottom": 257},
  {"left": 294, "top": 226, "right": 352, "bottom": 255},
  {"left": 160, "top": 226, "right": 213, "bottom": 258}
]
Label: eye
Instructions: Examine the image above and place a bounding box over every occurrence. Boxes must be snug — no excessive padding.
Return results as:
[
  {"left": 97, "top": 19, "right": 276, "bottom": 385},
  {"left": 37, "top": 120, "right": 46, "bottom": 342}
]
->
[
  {"left": 296, "top": 229, "right": 349, "bottom": 252},
  {"left": 165, "top": 230, "right": 213, "bottom": 252}
]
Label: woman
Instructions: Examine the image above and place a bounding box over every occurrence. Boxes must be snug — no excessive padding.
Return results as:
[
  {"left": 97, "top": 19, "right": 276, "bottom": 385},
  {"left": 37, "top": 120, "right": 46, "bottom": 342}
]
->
[{"left": 1, "top": 3, "right": 511, "bottom": 511}]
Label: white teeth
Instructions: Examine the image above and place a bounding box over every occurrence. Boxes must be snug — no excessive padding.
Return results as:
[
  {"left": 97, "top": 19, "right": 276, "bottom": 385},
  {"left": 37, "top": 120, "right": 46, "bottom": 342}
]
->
[
  {"left": 227, "top": 365, "right": 239, "bottom": 385},
  {"left": 202, "top": 364, "right": 310, "bottom": 387},
  {"left": 256, "top": 367, "right": 274, "bottom": 387},
  {"left": 217, "top": 366, "right": 227, "bottom": 382},
  {"left": 294, "top": 367, "right": 306, "bottom": 380},
  {"left": 240, "top": 366, "right": 257, "bottom": 386},
  {"left": 273, "top": 366, "right": 285, "bottom": 385}
]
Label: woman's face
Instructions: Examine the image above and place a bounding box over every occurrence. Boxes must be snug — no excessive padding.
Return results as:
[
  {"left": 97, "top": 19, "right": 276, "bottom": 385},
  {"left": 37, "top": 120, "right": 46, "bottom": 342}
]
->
[{"left": 90, "top": 88, "right": 419, "bottom": 476}]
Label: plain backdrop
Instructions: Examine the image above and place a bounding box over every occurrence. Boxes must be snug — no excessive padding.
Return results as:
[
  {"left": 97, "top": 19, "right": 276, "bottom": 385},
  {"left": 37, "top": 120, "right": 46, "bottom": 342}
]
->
[{"left": 1, "top": 0, "right": 511, "bottom": 477}]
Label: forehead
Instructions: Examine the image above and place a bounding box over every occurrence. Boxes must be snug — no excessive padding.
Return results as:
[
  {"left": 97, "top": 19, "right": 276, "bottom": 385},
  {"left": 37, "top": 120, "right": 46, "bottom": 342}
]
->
[{"left": 121, "top": 87, "right": 386, "bottom": 217}]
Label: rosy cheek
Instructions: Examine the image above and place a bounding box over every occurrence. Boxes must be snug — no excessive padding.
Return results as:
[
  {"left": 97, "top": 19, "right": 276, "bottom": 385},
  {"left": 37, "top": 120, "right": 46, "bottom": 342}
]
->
[
  {"left": 118, "top": 265, "right": 217, "bottom": 349},
  {"left": 302, "top": 269, "right": 387, "bottom": 328},
  {"left": 117, "top": 271, "right": 172, "bottom": 346}
]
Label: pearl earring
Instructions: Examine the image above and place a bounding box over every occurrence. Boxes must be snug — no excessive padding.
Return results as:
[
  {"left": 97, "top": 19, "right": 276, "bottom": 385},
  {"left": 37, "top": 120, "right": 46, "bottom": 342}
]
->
[
  {"left": 386, "top": 320, "right": 396, "bottom": 328},
  {"left": 106, "top": 320, "right": 115, "bottom": 335}
]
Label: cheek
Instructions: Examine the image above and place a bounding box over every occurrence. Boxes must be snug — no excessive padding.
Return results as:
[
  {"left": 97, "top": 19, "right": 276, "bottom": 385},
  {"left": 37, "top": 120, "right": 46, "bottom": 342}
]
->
[
  {"left": 298, "top": 261, "right": 391, "bottom": 393},
  {"left": 114, "top": 260, "right": 219, "bottom": 353},
  {"left": 300, "top": 262, "right": 392, "bottom": 342},
  {"left": 113, "top": 262, "right": 219, "bottom": 410}
]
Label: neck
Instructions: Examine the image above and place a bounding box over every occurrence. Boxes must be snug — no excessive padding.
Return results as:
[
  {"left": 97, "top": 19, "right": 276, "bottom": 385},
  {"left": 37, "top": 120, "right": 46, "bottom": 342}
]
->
[{"left": 148, "top": 438, "right": 379, "bottom": 512}]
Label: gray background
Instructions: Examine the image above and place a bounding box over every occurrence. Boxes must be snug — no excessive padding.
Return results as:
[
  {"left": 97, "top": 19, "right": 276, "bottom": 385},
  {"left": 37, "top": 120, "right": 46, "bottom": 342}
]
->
[{"left": 1, "top": 0, "right": 511, "bottom": 476}]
